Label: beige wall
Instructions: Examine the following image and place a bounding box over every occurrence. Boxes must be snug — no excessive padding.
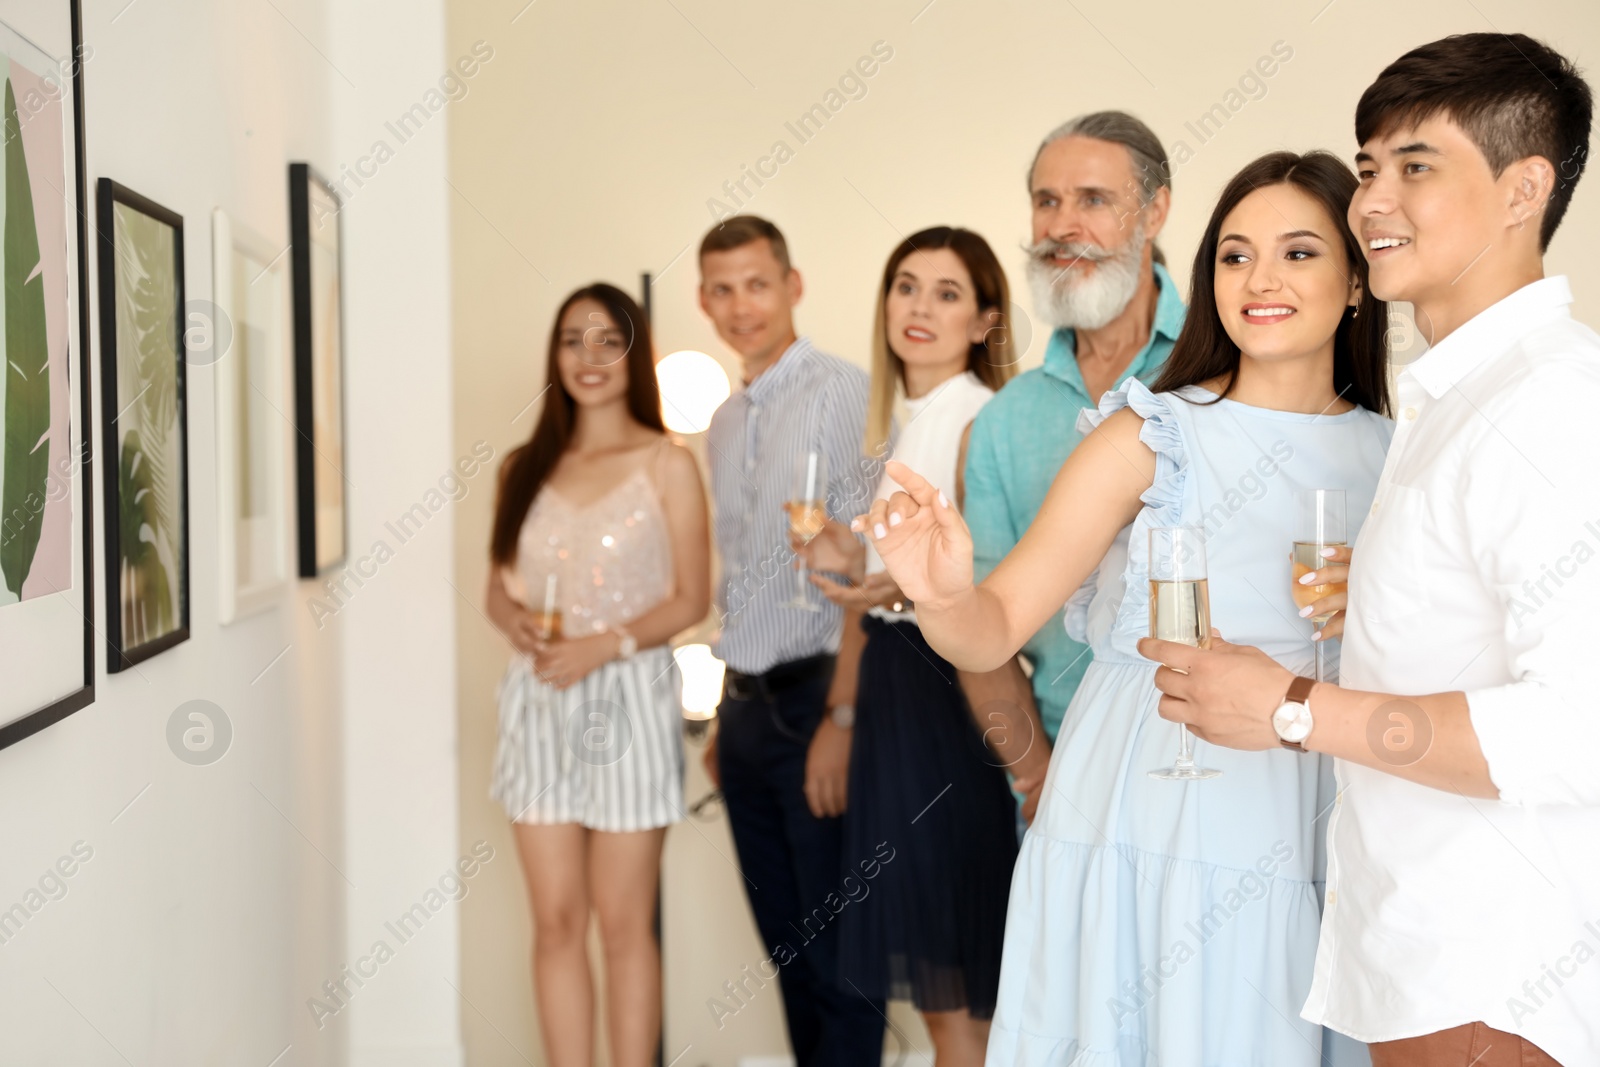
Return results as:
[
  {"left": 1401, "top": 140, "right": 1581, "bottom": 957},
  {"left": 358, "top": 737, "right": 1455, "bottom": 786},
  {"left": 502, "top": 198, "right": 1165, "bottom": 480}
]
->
[{"left": 448, "top": 1, "right": 1600, "bottom": 1064}]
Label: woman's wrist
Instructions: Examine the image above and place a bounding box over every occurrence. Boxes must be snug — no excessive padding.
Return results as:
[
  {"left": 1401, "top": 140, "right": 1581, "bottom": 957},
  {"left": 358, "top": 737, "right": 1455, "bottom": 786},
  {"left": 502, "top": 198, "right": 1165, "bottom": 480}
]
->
[
  {"left": 916, "top": 582, "right": 977, "bottom": 618},
  {"left": 603, "top": 625, "right": 636, "bottom": 661}
]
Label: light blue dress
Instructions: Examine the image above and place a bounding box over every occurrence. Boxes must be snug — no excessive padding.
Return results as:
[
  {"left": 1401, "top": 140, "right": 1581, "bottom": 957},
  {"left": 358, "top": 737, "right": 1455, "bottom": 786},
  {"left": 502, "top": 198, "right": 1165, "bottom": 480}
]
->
[{"left": 985, "top": 379, "right": 1392, "bottom": 1067}]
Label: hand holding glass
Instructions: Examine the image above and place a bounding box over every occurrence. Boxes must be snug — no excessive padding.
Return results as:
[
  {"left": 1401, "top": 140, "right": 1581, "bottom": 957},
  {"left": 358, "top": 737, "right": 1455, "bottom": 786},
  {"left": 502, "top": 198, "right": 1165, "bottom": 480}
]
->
[{"left": 1291, "top": 489, "right": 1346, "bottom": 683}]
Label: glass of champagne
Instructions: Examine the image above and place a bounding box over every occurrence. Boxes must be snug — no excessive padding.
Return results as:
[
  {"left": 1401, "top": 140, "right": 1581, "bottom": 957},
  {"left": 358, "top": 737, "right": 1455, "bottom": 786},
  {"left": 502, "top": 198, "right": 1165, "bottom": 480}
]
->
[
  {"left": 536, "top": 572, "right": 562, "bottom": 640},
  {"left": 785, "top": 450, "right": 828, "bottom": 611},
  {"left": 1148, "top": 525, "right": 1222, "bottom": 781},
  {"left": 1292, "top": 490, "right": 1346, "bottom": 683}
]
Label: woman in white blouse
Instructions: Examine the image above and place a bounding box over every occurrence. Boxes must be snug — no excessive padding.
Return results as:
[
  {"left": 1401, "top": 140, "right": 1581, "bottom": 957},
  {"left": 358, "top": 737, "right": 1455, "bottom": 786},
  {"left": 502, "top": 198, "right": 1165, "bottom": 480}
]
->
[{"left": 799, "top": 227, "right": 1016, "bottom": 1066}]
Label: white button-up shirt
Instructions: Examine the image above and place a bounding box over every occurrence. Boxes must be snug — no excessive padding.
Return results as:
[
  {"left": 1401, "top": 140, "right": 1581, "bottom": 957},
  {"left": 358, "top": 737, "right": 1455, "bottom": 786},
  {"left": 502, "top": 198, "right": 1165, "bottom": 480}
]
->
[{"left": 1302, "top": 276, "right": 1600, "bottom": 1063}]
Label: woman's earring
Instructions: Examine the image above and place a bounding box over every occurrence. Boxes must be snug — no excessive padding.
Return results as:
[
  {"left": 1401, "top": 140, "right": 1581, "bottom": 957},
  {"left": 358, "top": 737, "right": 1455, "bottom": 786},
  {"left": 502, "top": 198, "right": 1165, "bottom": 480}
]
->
[{"left": 1352, "top": 305, "right": 1360, "bottom": 319}]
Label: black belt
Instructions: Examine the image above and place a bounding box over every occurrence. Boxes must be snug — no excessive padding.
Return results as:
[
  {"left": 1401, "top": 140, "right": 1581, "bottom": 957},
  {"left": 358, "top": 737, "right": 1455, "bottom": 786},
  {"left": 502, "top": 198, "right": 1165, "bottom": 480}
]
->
[{"left": 723, "top": 653, "right": 835, "bottom": 702}]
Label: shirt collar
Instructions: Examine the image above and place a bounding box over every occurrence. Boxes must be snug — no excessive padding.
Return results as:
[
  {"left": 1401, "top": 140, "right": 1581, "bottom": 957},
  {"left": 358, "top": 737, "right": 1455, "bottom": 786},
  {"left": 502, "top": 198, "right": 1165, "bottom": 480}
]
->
[
  {"left": 1042, "top": 261, "right": 1184, "bottom": 392},
  {"left": 741, "top": 334, "right": 812, "bottom": 404},
  {"left": 1407, "top": 276, "right": 1574, "bottom": 399}
]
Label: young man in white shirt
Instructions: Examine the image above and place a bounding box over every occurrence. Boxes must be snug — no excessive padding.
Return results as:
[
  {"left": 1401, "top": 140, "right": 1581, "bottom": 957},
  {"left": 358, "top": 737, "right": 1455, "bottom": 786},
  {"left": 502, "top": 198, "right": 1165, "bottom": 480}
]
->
[{"left": 1140, "top": 33, "right": 1598, "bottom": 1066}]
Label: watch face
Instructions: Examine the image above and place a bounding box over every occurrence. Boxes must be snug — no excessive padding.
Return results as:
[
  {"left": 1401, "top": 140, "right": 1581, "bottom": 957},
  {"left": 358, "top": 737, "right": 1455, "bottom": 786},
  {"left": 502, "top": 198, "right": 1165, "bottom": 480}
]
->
[{"left": 1273, "top": 701, "right": 1313, "bottom": 743}]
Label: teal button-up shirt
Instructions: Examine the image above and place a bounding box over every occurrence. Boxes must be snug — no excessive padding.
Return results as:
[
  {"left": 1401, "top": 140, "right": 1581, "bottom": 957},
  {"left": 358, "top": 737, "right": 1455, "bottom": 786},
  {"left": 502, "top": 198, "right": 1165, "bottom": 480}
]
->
[{"left": 962, "top": 263, "right": 1186, "bottom": 741}]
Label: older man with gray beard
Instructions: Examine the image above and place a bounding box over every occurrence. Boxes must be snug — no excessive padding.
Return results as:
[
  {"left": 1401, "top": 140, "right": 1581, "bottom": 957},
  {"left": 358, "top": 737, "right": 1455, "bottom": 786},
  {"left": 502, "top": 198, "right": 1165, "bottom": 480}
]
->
[{"left": 957, "top": 111, "right": 1186, "bottom": 818}]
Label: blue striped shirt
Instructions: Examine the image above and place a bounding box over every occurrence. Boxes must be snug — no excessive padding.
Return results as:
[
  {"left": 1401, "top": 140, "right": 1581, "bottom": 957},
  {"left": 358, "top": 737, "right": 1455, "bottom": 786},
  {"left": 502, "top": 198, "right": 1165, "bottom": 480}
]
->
[{"left": 707, "top": 337, "right": 880, "bottom": 675}]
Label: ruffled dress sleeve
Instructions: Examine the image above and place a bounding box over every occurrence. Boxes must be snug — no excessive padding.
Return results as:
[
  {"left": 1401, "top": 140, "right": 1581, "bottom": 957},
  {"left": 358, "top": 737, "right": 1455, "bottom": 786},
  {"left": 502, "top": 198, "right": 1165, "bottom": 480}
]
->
[{"left": 1061, "top": 376, "right": 1195, "bottom": 662}]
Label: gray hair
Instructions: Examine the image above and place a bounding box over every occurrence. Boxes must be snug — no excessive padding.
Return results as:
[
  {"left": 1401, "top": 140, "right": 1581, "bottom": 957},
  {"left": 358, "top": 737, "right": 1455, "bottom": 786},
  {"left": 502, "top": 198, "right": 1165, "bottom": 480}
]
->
[{"left": 1028, "top": 111, "right": 1171, "bottom": 264}]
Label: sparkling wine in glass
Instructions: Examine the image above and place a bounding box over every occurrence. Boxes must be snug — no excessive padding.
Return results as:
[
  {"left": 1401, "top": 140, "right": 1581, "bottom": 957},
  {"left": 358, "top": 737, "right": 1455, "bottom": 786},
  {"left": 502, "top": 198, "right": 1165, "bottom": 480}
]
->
[
  {"left": 536, "top": 572, "right": 562, "bottom": 640},
  {"left": 1148, "top": 526, "right": 1222, "bottom": 781},
  {"left": 1292, "top": 489, "right": 1346, "bottom": 683},
  {"left": 785, "top": 451, "right": 828, "bottom": 611}
]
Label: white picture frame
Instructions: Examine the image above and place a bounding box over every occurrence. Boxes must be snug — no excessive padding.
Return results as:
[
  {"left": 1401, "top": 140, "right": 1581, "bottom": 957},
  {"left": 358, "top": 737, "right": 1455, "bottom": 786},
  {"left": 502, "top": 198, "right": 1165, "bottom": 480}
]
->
[{"left": 212, "top": 208, "right": 290, "bottom": 623}]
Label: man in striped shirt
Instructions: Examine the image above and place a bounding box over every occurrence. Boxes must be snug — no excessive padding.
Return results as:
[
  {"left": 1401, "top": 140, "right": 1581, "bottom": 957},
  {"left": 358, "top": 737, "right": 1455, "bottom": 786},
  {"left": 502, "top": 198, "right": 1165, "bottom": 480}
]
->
[{"left": 699, "top": 215, "right": 885, "bottom": 1065}]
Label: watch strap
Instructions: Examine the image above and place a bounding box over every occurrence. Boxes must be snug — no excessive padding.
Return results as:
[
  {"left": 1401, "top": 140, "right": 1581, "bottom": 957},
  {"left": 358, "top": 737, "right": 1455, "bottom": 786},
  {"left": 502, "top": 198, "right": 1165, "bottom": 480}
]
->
[{"left": 1284, "top": 675, "right": 1315, "bottom": 705}]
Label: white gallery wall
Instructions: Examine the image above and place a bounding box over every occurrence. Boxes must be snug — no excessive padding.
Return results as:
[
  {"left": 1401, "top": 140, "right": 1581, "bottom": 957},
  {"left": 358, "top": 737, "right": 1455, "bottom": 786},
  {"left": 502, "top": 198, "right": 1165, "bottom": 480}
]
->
[
  {"left": 446, "top": 0, "right": 1600, "bottom": 1065},
  {"left": 0, "top": 2, "right": 459, "bottom": 1066}
]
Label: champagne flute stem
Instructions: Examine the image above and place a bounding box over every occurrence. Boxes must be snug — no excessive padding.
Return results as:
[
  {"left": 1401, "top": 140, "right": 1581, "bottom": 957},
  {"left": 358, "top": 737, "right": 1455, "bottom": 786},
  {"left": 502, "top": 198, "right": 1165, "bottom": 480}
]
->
[
  {"left": 795, "top": 562, "right": 810, "bottom": 602},
  {"left": 1178, "top": 724, "right": 1194, "bottom": 763}
]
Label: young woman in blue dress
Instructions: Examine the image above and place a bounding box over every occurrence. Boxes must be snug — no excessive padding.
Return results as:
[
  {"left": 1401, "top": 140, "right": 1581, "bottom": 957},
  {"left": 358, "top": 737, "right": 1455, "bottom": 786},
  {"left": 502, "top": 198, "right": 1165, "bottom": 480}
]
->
[{"left": 856, "top": 152, "right": 1393, "bottom": 1066}]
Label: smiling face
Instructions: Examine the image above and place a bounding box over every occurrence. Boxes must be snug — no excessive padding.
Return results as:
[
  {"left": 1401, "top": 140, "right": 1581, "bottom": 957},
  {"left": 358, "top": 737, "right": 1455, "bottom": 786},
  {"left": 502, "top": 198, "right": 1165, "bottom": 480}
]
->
[
  {"left": 1026, "top": 134, "right": 1168, "bottom": 329},
  {"left": 1214, "top": 183, "right": 1360, "bottom": 366},
  {"left": 555, "top": 297, "right": 631, "bottom": 407},
  {"left": 883, "top": 247, "right": 990, "bottom": 373},
  {"left": 698, "top": 237, "right": 802, "bottom": 366},
  {"left": 1029, "top": 134, "right": 1152, "bottom": 267},
  {"left": 1349, "top": 115, "right": 1513, "bottom": 316}
]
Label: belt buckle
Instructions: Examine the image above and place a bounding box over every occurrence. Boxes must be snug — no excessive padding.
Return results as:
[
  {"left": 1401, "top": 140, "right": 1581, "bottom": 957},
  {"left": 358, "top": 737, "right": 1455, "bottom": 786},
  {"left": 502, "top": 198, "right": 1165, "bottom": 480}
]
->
[{"left": 725, "top": 673, "right": 760, "bottom": 702}]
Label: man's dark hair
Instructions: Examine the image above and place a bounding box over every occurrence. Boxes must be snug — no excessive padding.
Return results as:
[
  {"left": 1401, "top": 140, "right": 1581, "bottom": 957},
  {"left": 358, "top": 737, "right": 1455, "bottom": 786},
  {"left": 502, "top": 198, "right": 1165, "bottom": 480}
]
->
[
  {"left": 1355, "top": 33, "right": 1593, "bottom": 251},
  {"left": 699, "top": 214, "right": 792, "bottom": 272}
]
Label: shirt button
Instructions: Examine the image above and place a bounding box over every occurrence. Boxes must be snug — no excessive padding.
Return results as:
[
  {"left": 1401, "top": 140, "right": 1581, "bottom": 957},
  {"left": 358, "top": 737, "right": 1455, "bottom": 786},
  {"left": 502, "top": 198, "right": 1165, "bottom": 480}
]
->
[
  {"left": 1371, "top": 501, "right": 1380, "bottom": 514},
  {"left": 1403, "top": 406, "right": 1418, "bottom": 420},
  {"left": 1326, "top": 890, "right": 1338, "bottom": 905}
]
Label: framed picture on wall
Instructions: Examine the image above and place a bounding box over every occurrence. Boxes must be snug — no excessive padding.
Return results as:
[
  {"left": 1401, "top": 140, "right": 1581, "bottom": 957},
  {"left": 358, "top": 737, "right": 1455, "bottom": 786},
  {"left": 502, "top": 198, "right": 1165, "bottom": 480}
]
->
[
  {"left": 288, "top": 162, "right": 347, "bottom": 577},
  {"left": 97, "top": 179, "right": 191, "bottom": 671},
  {"left": 0, "top": 0, "right": 95, "bottom": 749},
  {"left": 212, "top": 208, "right": 290, "bottom": 623}
]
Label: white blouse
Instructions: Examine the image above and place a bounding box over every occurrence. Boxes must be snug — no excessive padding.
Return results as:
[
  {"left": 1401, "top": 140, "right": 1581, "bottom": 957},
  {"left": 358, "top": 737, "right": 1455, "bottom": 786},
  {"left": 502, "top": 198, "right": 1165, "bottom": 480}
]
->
[{"left": 864, "top": 370, "right": 994, "bottom": 622}]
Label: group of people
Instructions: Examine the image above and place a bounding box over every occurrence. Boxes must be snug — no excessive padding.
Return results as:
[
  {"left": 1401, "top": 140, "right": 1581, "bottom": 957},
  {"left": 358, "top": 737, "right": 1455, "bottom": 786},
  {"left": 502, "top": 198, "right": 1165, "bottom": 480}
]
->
[{"left": 483, "top": 31, "right": 1600, "bottom": 1067}]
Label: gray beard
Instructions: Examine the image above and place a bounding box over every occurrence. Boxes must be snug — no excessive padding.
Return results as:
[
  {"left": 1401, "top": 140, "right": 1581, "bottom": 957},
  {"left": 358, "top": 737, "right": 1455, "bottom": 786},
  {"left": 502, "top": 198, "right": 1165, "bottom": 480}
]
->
[{"left": 1025, "top": 222, "right": 1146, "bottom": 331}]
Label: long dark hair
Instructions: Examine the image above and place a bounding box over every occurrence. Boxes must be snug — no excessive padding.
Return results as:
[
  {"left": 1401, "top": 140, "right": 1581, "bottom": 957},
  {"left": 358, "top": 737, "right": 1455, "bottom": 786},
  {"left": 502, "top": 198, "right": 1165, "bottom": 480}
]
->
[
  {"left": 1152, "top": 151, "right": 1391, "bottom": 415},
  {"left": 489, "top": 283, "right": 664, "bottom": 566},
  {"left": 867, "top": 226, "right": 1016, "bottom": 455}
]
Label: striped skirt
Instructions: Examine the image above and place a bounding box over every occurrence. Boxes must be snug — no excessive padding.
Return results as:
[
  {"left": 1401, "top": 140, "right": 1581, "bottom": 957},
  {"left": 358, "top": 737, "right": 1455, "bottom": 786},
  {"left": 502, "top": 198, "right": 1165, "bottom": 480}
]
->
[{"left": 490, "top": 646, "right": 685, "bottom": 832}]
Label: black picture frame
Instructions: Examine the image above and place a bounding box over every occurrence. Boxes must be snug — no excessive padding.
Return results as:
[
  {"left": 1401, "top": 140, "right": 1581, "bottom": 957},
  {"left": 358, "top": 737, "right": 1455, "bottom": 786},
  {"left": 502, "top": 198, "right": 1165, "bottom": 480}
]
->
[
  {"left": 96, "top": 179, "right": 191, "bottom": 672},
  {"left": 289, "top": 162, "right": 348, "bottom": 577},
  {"left": 0, "top": 0, "right": 95, "bottom": 750}
]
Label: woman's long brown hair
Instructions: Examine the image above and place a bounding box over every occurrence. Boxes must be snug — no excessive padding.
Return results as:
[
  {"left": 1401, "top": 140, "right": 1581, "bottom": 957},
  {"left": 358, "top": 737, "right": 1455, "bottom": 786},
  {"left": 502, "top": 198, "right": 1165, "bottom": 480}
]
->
[
  {"left": 489, "top": 283, "right": 664, "bottom": 566},
  {"left": 866, "top": 226, "right": 1017, "bottom": 456},
  {"left": 1151, "top": 150, "right": 1391, "bottom": 415}
]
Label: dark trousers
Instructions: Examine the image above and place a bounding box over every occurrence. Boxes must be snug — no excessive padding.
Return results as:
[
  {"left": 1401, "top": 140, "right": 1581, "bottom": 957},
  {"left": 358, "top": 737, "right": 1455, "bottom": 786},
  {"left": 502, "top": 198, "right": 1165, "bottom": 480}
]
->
[{"left": 717, "top": 659, "right": 886, "bottom": 1067}]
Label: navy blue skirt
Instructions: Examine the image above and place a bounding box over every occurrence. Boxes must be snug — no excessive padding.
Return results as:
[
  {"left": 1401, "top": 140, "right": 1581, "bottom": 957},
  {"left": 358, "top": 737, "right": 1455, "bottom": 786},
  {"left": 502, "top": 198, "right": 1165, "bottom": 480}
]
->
[{"left": 837, "top": 613, "right": 1019, "bottom": 1018}]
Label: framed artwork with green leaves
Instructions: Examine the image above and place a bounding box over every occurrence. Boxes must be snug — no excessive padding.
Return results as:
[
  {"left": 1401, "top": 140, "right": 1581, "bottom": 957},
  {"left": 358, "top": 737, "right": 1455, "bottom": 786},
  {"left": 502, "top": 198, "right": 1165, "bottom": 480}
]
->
[
  {"left": 97, "top": 179, "right": 190, "bottom": 671},
  {"left": 0, "top": 0, "right": 95, "bottom": 749}
]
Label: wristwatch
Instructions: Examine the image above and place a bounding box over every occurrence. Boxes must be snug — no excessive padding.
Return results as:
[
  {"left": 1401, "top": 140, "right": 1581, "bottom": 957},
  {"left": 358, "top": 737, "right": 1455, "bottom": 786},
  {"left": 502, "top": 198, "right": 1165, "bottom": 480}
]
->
[
  {"left": 612, "top": 626, "right": 637, "bottom": 660},
  {"left": 1272, "top": 676, "right": 1316, "bottom": 750},
  {"left": 829, "top": 703, "right": 856, "bottom": 729}
]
